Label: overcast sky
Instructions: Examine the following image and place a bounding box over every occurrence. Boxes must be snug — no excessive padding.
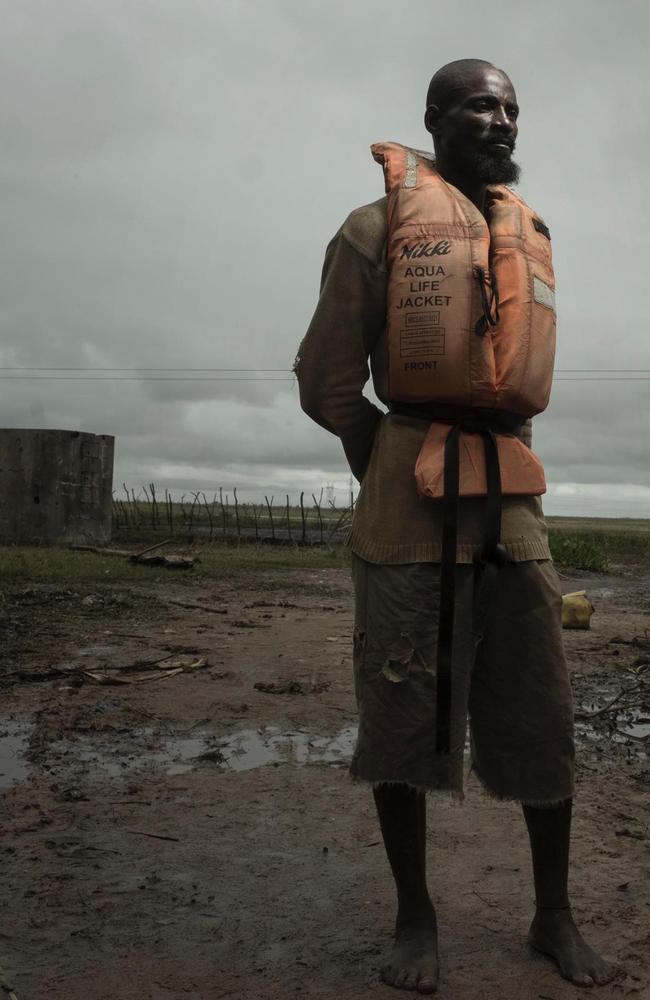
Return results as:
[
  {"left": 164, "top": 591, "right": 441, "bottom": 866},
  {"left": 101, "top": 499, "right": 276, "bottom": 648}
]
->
[{"left": 1, "top": 0, "right": 648, "bottom": 516}]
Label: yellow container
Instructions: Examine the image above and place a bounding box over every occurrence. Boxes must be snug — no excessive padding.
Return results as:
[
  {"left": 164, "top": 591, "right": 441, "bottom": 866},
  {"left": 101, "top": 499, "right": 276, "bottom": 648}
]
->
[{"left": 562, "top": 590, "right": 595, "bottom": 630}]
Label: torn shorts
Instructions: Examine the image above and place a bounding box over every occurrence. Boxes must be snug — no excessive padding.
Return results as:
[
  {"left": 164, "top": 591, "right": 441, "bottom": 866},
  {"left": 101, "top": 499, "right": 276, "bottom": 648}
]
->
[{"left": 349, "top": 555, "right": 575, "bottom": 804}]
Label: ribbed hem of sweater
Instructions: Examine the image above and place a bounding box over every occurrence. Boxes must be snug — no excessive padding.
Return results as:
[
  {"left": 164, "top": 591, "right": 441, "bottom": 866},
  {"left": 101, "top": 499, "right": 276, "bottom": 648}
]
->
[{"left": 347, "top": 531, "right": 552, "bottom": 565}]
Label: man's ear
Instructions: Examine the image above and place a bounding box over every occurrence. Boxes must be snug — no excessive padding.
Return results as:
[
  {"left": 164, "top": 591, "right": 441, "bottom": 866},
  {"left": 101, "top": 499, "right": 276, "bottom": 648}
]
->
[{"left": 424, "top": 103, "right": 441, "bottom": 136}]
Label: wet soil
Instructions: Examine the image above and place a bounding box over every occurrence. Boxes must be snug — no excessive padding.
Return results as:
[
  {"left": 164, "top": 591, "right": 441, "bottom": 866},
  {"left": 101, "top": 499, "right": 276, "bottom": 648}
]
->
[{"left": 0, "top": 562, "right": 648, "bottom": 999}]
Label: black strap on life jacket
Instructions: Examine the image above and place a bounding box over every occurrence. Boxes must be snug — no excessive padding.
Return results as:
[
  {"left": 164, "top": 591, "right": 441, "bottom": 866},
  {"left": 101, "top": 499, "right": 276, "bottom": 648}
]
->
[
  {"left": 389, "top": 402, "right": 525, "bottom": 754},
  {"left": 473, "top": 266, "right": 500, "bottom": 337}
]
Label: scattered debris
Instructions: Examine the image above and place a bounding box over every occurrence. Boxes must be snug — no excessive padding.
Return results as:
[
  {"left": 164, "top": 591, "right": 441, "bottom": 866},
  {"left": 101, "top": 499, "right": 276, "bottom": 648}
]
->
[
  {"left": 153, "top": 596, "right": 228, "bottom": 615},
  {"left": 0, "top": 960, "right": 17, "bottom": 1000},
  {"left": 615, "top": 828, "right": 646, "bottom": 841},
  {"left": 3, "top": 655, "right": 209, "bottom": 687},
  {"left": 125, "top": 829, "right": 180, "bottom": 843},
  {"left": 246, "top": 600, "right": 305, "bottom": 609},
  {"left": 254, "top": 680, "right": 306, "bottom": 695},
  {"left": 195, "top": 749, "right": 227, "bottom": 764},
  {"left": 609, "top": 633, "right": 650, "bottom": 648},
  {"left": 136, "top": 553, "right": 195, "bottom": 570},
  {"left": 107, "top": 800, "right": 152, "bottom": 806},
  {"left": 83, "top": 656, "right": 208, "bottom": 686},
  {"left": 83, "top": 668, "right": 182, "bottom": 685},
  {"left": 164, "top": 656, "right": 209, "bottom": 672},
  {"left": 253, "top": 679, "right": 330, "bottom": 696},
  {"left": 72, "top": 539, "right": 196, "bottom": 570},
  {"left": 1, "top": 666, "right": 72, "bottom": 684},
  {"left": 575, "top": 680, "right": 646, "bottom": 720},
  {"left": 57, "top": 787, "right": 89, "bottom": 803},
  {"left": 130, "top": 539, "right": 173, "bottom": 561}
]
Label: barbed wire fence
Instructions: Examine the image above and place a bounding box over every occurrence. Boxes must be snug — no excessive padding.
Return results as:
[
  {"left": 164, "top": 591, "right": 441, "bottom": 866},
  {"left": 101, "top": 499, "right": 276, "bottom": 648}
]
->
[{"left": 112, "top": 485, "right": 356, "bottom": 546}]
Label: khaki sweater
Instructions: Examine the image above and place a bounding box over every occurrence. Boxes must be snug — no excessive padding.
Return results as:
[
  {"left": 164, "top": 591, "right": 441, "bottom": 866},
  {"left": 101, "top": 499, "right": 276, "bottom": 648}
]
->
[{"left": 296, "top": 197, "right": 551, "bottom": 564}]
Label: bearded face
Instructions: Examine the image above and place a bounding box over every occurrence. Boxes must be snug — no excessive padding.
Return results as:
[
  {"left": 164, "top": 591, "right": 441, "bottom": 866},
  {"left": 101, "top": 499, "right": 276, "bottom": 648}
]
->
[{"left": 428, "top": 66, "right": 522, "bottom": 186}]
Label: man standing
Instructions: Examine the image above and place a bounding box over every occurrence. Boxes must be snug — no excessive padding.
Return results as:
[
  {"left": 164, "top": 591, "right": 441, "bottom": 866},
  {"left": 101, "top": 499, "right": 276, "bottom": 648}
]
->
[{"left": 296, "top": 59, "right": 613, "bottom": 993}]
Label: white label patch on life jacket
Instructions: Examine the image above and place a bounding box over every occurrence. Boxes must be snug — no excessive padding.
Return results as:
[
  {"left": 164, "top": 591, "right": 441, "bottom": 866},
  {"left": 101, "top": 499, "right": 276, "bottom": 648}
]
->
[
  {"left": 404, "top": 149, "right": 418, "bottom": 189},
  {"left": 533, "top": 275, "right": 556, "bottom": 312}
]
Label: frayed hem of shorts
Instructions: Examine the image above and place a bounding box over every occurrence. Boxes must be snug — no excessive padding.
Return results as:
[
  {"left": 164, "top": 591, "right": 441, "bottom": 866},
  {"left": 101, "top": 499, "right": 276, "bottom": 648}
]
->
[
  {"left": 349, "top": 768, "right": 465, "bottom": 803},
  {"left": 470, "top": 764, "right": 573, "bottom": 809}
]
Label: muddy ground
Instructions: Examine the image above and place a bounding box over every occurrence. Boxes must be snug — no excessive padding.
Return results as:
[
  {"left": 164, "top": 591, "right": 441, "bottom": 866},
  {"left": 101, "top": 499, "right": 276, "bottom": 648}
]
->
[{"left": 0, "top": 556, "right": 649, "bottom": 1000}]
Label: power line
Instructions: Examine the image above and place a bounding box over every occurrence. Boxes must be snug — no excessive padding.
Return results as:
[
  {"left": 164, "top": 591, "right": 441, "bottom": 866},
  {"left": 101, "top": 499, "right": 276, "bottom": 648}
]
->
[
  {"left": 0, "top": 366, "right": 649, "bottom": 373},
  {"left": 553, "top": 377, "right": 650, "bottom": 381},
  {"left": 0, "top": 375, "right": 293, "bottom": 382},
  {"left": 0, "top": 375, "right": 648, "bottom": 382},
  {"left": 3, "top": 365, "right": 220, "bottom": 371},
  {"left": 556, "top": 369, "right": 650, "bottom": 373},
  {"left": 0, "top": 364, "right": 649, "bottom": 382}
]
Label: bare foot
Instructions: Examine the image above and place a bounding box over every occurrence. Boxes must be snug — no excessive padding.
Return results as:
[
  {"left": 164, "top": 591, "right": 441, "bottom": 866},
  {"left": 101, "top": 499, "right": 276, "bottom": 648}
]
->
[
  {"left": 528, "top": 908, "right": 614, "bottom": 987},
  {"left": 381, "top": 903, "right": 439, "bottom": 994}
]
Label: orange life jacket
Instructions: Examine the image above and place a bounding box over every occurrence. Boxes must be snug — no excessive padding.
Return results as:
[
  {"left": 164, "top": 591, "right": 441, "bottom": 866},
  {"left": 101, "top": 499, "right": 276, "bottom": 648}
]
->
[{"left": 372, "top": 141, "right": 556, "bottom": 499}]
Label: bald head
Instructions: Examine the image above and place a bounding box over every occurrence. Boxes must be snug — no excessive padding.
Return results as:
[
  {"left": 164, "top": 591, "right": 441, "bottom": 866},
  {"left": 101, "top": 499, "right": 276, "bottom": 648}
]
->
[{"left": 426, "top": 59, "right": 509, "bottom": 113}]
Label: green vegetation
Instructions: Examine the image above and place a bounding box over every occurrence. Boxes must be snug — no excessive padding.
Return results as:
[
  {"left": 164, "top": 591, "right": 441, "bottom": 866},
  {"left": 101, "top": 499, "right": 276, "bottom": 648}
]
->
[
  {"left": 1, "top": 516, "right": 649, "bottom": 590},
  {"left": 597, "top": 531, "right": 650, "bottom": 558},
  {"left": 548, "top": 532, "right": 608, "bottom": 572},
  {"left": 548, "top": 526, "right": 650, "bottom": 572},
  {"left": 0, "top": 541, "right": 350, "bottom": 590},
  {"left": 0, "top": 546, "right": 171, "bottom": 587}
]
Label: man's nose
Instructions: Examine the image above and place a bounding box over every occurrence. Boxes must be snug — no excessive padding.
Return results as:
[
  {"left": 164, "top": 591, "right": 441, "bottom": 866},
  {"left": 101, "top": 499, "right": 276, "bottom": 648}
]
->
[{"left": 492, "top": 106, "right": 515, "bottom": 133}]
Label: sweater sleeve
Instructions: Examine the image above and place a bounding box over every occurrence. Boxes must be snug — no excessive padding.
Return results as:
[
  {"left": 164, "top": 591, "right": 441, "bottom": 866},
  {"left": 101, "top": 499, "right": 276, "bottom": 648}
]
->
[
  {"left": 295, "top": 228, "right": 387, "bottom": 481},
  {"left": 519, "top": 417, "right": 533, "bottom": 450}
]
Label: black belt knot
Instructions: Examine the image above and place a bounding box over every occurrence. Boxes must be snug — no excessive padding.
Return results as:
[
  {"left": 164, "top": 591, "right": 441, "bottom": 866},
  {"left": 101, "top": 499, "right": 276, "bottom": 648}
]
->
[{"left": 388, "top": 402, "right": 522, "bottom": 755}]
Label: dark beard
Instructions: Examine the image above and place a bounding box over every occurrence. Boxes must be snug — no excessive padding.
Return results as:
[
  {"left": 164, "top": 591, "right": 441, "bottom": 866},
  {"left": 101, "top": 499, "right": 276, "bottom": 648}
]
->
[
  {"left": 470, "top": 150, "right": 521, "bottom": 184},
  {"left": 450, "top": 143, "right": 521, "bottom": 185}
]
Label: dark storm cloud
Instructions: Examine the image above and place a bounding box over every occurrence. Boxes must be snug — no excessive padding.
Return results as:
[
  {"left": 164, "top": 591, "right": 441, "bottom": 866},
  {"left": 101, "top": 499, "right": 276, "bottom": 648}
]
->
[{"left": 0, "top": 0, "right": 648, "bottom": 513}]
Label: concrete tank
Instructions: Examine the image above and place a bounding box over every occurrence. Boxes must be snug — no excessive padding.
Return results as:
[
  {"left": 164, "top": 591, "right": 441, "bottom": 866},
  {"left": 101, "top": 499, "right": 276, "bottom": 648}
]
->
[{"left": 0, "top": 429, "right": 115, "bottom": 545}]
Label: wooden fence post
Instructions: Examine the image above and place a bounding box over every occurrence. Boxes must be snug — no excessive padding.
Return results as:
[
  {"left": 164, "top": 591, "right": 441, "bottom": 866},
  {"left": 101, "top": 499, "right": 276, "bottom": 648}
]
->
[
  {"left": 187, "top": 492, "right": 200, "bottom": 536},
  {"left": 150, "top": 482, "right": 159, "bottom": 530},
  {"left": 201, "top": 492, "right": 214, "bottom": 538},
  {"left": 165, "top": 489, "right": 174, "bottom": 531},
  {"left": 286, "top": 494, "right": 293, "bottom": 542},
  {"left": 265, "top": 495, "right": 275, "bottom": 540},
  {"left": 233, "top": 488, "right": 241, "bottom": 538},
  {"left": 312, "top": 493, "right": 323, "bottom": 545},
  {"left": 111, "top": 494, "right": 120, "bottom": 529},
  {"left": 219, "top": 487, "right": 226, "bottom": 536},
  {"left": 122, "top": 483, "right": 132, "bottom": 527}
]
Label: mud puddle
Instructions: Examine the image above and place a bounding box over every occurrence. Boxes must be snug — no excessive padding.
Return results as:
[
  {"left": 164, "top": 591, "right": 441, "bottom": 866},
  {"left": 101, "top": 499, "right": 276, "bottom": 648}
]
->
[
  {"left": 0, "top": 721, "right": 358, "bottom": 786},
  {"left": 575, "top": 705, "right": 649, "bottom": 759},
  {"left": 219, "top": 724, "right": 357, "bottom": 770},
  {"left": 614, "top": 711, "right": 650, "bottom": 741},
  {"left": 0, "top": 720, "right": 34, "bottom": 789}
]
